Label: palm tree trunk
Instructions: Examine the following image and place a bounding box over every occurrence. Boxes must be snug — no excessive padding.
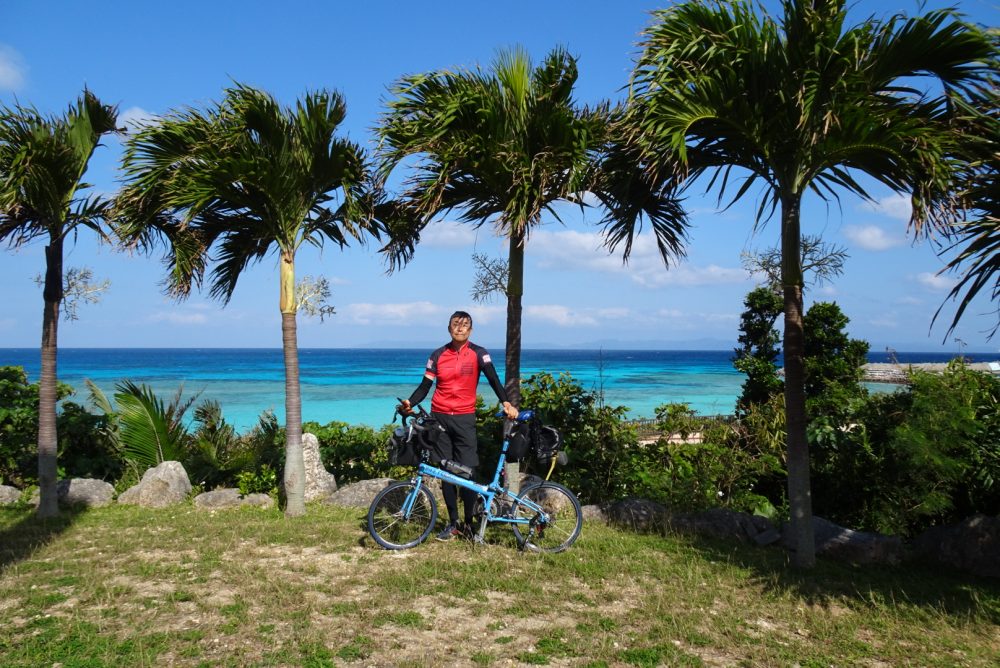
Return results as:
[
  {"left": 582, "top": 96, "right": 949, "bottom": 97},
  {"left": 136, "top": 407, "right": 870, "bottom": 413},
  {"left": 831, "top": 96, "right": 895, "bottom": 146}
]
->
[
  {"left": 504, "top": 226, "right": 526, "bottom": 494},
  {"left": 504, "top": 227, "right": 525, "bottom": 404},
  {"left": 781, "top": 193, "right": 815, "bottom": 568},
  {"left": 280, "top": 254, "right": 306, "bottom": 517},
  {"left": 37, "top": 241, "right": 63, "bottom": 518}
]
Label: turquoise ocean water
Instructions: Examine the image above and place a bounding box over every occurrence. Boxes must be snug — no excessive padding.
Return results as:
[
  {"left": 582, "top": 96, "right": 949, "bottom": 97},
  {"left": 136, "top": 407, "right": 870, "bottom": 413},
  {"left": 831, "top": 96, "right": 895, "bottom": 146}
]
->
[{"left": 0, "top": 348, "right": 959, "bottom": 432}]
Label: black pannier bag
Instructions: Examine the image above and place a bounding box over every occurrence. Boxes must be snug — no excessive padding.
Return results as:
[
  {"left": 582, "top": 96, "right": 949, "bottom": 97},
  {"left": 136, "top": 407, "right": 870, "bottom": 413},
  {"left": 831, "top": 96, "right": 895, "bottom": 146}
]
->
[
  {"left": 388, "top": 416, "right": 444, "bottom": 467},
  {"left": 506, "top": 416, "right": 564, "bottom": 465},
  {"left": 388, "top": 426, "right": 420, "bottom": 466},
  {"left": 534, "top": 425, "right": 563, "bottom": 465},
  {"left": 506, "top": 417, "right": 537, "bottom": 461}
]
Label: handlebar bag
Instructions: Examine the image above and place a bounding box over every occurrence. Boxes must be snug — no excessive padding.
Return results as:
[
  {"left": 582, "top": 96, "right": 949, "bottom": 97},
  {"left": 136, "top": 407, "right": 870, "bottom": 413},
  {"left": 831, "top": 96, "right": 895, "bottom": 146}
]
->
[
  {"left": 388, "top": 426, "right": 421, "bottom": 466},
  {"left": 388, "top": 416, "right": 446, "bottom": 467}
]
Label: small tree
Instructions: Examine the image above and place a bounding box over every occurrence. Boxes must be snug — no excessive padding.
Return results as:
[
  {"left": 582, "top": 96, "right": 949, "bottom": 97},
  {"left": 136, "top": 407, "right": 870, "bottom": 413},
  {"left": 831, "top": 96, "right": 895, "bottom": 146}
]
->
[
  {"left": 733, "top": 286, "right": 784, "bottom": 413},
  {"left": 734, "top": 236, "right": 849, "bottom": 414},
  {"left": 803, "top": 301, "right": 869, "bottom": 419}
]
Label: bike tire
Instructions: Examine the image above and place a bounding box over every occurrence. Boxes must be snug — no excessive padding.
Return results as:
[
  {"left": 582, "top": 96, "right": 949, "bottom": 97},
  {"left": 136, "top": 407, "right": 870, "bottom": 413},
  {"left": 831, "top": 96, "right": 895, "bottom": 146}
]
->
[
  {"left": 367, "top": 481, "right": 438, "bottom": 550},
  {"left": 510, "top": 482, "right": 582, "bottom": 553}
]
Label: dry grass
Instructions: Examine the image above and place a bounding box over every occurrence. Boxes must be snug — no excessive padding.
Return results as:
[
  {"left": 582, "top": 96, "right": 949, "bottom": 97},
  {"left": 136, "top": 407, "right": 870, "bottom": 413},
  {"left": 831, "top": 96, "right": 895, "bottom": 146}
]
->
[{"left": 1, "top": 503, "right": 998, "bottom": 667}]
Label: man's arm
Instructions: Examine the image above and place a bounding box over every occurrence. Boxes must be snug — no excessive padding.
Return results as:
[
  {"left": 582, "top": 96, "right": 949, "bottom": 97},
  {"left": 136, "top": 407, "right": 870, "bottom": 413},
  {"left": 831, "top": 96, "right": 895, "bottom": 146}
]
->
[
  {"left": 478, "top": 347, "right": 518, "bottom": 418},
  {"left": 406, "top": 376, "right": 433, "bottom": 408}
]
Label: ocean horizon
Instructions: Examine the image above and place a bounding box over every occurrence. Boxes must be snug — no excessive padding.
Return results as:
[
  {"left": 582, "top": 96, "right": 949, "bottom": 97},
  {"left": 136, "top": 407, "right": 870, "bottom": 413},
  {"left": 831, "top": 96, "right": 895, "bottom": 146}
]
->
[{"left": 0, "top": 347, "right": 972, "bottom": 432}]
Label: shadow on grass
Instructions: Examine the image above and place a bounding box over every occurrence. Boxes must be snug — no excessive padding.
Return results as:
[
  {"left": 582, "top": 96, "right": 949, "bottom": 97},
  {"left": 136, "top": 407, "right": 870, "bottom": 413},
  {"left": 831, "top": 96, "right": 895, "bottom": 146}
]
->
[
  {"left": 675, "top": 532, "right": 1000, "bottom": 624},
  {"left": 0, "top": 506, "right": 87, "bottom": 575}
]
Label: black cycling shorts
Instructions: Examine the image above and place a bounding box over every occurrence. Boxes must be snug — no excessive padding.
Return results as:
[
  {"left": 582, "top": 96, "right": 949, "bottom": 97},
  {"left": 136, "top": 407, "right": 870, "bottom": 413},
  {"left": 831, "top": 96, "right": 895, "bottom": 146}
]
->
[{"left": 431, "top": 412, "right": 478, "bottom": 468}]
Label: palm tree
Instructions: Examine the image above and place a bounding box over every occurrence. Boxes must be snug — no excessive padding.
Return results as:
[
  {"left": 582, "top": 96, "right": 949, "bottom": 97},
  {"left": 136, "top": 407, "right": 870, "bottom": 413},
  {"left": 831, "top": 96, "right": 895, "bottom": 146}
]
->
[
  {"left": 114, "top": 83, "right": 380, "bottom": 516},
  {"left": 0, "top": 90, "right": 118, "bottom": 517},
  {"left": 378, "top": 47, "right": 688, "bottom": 403},
  {"left": 618, "top": 0, "right": 997, "bottom": 567},
  {"left": 937, "top": 87, "right": 1000, "bottom": 338}
]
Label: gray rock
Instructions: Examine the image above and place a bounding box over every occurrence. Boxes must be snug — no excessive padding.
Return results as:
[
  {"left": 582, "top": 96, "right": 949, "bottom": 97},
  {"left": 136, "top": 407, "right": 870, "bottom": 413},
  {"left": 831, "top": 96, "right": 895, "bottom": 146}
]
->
[
  {"left": 606, "top": 497, "right": 670, "bottom": 533},
  {"left": 581, "top": 504, "right": 607, "bottom": 523},
  {"left": 0, "top": 485, "right": 21, "bottom": 505},
  {"left": 240, "top": 493, "right": 275, "bottom": 509},
  {"left": 118, "top": 461, "right": 192, "bottom": 508},
  {"left": 326, "top": 478, "right": 396, "bottom": 508},
  {"left": 782, "top": 516, "right": 903, "bottom": 565},
  {"left": 674, "top": 508, "right": 780, "bottom": 545},
  {"left": 30, "top": 478, "right": 114, "bottom": 508},
  {"left": 193, "top": 488, "right": 274, "bottom": 510},
  {"left": 911, "top": 514, "right": 1000, "bottom": 578},
  {"left": 194, "top": 488, "right": 242, "bottom": 509},
  {"left": 302, "top": 433, "right": 338, "bottom": 502}
]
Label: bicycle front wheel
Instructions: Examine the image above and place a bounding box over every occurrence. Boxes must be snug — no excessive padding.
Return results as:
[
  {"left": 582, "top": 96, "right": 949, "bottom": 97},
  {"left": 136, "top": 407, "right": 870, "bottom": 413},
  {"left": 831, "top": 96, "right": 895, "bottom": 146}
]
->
[
  {"left": 367, "top": 481, "right": 438, "bottom": 550},
  {"left": 511, "top": 482, "right": 582, "bottom": 553}
]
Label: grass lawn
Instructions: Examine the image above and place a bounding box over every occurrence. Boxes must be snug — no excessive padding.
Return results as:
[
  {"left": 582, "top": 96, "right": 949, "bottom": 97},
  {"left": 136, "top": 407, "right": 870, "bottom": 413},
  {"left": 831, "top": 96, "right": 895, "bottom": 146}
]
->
[{"left": 1, "top": 503, "right": 998, "bottom": 667}]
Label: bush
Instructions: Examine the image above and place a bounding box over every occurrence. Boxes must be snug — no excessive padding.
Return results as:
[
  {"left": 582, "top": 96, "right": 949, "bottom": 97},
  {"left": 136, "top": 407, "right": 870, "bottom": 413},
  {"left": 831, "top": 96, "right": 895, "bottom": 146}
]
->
[
  {"left": 0, "top": 366, "right": 75, "bottom": 486},
  {"left": 809, "top": 361, "right": 1000, "bottom": 537},
  {"left": 305, "top": 420, "right": 399, "bottom": 484}
]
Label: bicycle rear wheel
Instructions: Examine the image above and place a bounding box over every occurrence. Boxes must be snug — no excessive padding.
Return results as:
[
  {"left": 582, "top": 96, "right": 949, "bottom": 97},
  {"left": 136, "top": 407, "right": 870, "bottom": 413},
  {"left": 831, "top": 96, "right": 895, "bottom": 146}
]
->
[
  {"left": 510, "top": 482, "right": 582, "bottom": 553},
  {"left": 367, "top": 481, "right": 437, "bottom": 550}
]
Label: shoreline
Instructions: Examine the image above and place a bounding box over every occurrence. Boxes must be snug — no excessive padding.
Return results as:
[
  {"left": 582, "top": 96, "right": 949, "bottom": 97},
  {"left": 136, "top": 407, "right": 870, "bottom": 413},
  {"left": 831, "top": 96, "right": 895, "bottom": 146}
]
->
[{"left": 862, "top": 362, "right": 998, "bottom": 384}]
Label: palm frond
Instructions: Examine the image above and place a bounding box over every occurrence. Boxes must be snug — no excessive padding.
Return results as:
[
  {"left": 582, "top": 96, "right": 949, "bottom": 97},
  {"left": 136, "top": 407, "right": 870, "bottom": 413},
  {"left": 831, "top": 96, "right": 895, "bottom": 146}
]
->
[
  {"left": 113, "top": 380, "right": 186, "bottom": 469},
  {"left": 0, "top": 90, "right": 118, "bottom": 242},
  {"left": 114, "top": 83, "right": 376, "bottom": 307}
]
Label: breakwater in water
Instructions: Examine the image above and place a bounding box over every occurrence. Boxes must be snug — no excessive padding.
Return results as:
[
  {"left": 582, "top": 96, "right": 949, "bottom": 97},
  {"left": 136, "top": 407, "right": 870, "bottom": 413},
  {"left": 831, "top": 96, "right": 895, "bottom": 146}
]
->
[{"left": 862, "top": 362, "right": 998, "bottom": 384}]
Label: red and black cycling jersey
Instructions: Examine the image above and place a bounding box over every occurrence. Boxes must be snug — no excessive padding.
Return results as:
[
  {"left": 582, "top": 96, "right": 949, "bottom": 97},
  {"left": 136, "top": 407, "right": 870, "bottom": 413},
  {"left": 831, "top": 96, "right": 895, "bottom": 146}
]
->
[{"left": 407, "top": 342, "right": 508, "bottom": 415}]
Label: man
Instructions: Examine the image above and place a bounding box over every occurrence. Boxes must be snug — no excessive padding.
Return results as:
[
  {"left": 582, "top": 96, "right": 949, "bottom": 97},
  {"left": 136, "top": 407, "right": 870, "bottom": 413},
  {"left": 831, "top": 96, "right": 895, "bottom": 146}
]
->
[{"left": 400, "top": 310, "right": 518, "bottom": 540}]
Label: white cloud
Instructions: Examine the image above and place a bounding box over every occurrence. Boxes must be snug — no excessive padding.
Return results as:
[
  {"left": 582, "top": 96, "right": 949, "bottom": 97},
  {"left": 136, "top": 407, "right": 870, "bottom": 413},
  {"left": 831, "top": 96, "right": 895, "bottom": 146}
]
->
[
  {"left": 816, "top": 285, "right": 838, "bottom": 297},
  {"left": 525, "top": 304, "right": 599, "bottom": 327},
  {"left": 530, "top": 229, "right": 746, "bottom": 288},
  {"left": 858, "top": 193, "right": 912, "bottom": 221},
  {"left": 467, "top": 305, "right": 505, "bottom": 325},
  {"left": 645, "top": 308, "right": 737, "bottom": 331},
  {"left": 0, "top": 45, "right": 26, "bottom": 90},
  {"left": 897, "top": 295, "right": 922, "bottom": 306},
  {"left": 341, "top": 301, "right": 445, "bottom": 325},
  {"left": 146, "top": 310, "right": 209, "bottom": 325},
  {"left": 521, "top": 303, "right": 736, "bottom": 331},
  {"left": 915, "top": 272, "right": 957, "bottom": 292},
  {"left": 420, "top": 220, "right": 480, "bottom": 248},
  {"left": 118, "top": 106, "right": 158, "bottom": 133},
  {"left": 869, "top": 315, "right": 899, "bottom": 328},
  {"left": 843, "top": 225, "right": 906, "bottom": 251}
]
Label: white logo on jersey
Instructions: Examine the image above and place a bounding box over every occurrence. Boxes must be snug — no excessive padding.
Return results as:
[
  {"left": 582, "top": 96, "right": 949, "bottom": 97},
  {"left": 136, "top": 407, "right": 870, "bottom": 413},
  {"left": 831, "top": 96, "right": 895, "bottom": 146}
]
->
[{"left": 483, "top": 354, "right": 491, "bottom": 363}]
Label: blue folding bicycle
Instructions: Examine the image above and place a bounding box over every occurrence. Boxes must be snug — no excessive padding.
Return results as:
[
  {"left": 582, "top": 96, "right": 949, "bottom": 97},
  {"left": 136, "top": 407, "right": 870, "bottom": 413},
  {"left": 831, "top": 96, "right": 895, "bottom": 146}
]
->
[{"left": 366, "top": 404, "right": 582, "bottom": 553}]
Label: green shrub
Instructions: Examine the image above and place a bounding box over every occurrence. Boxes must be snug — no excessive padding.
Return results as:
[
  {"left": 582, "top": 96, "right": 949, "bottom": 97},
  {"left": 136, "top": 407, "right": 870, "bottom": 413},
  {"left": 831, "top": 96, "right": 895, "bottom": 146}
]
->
[
  {"left": 0, "top": 366, "right": 75, "bottom": 486},
  {"left": 511, "top": 374, "right": 786, "bottom": 514},
  {"left": 881, "top": 361, "right": 999, "bottom": 534},
  {"left": 236, "top": 464, "right": 278, "bottom": 496},
  {"left": 809, "top": 361, "right": 1000, "bottom": 536},
  {"left": 305, "top": 420, "right": 399, "bottom": 483},
  {"left": 56, "top": 400, "right": 122, "bottom": 481}
]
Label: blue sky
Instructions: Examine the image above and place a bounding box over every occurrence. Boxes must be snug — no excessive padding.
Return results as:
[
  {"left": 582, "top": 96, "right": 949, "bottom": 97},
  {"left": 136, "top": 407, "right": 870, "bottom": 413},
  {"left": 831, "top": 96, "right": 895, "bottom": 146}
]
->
[{"left": 2, "top": 0, "right": 998, "bottom": 354}]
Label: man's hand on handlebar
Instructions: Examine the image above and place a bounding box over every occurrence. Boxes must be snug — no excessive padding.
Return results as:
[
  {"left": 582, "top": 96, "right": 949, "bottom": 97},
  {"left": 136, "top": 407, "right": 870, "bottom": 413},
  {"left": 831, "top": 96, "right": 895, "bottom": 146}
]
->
[
  {"left": 397, "top": 399, "right": 415, "bottom": 416},
  {"left": 501, "top": 401, "right": 519, "bottom": 420}
]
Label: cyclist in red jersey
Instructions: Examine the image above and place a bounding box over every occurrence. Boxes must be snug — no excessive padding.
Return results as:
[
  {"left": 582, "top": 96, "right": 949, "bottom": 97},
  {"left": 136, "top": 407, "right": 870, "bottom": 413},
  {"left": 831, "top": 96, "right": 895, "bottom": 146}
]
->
[{"left": 399, "top": 311, "right": 518, "bottom": 541}]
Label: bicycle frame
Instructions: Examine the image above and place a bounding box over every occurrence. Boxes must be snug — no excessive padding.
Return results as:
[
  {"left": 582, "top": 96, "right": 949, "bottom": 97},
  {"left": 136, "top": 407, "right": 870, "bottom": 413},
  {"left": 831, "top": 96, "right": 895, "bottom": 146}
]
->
[{"left": 405, "top": 412, "right": 548, "bottom": 544}]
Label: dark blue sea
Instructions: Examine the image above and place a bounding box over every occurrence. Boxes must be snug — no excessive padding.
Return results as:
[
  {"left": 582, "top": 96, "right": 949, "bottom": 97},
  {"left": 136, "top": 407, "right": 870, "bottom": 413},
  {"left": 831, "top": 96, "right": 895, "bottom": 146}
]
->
[{"left": 0, "top": 348, "right": 964, "bottom": 431}]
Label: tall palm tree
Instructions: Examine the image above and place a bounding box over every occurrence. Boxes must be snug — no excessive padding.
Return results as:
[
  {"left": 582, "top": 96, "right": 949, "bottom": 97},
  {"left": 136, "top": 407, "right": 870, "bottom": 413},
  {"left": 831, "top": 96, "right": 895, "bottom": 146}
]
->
[
  {"left": 378, "top": 47, "right": 688, "bottom": 404},
  {"left": 115, "top": 83, "right": 379, "bottom": 516},
  {"left": 937, "top": 87, "right": 1000, "bottom": 338},
  {"left": 618, "top": 0, "right": 997, "bottom": 567},
  {"left": 0, "top": 90, "right": 118, "bottom": 517}
]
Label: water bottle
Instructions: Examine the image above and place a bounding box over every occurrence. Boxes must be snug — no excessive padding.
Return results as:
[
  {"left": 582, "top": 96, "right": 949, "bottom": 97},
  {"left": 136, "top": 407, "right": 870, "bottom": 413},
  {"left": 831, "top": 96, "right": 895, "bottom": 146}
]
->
[{"left": 440, "top": 458, "right": 473, "bottom": 478}]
